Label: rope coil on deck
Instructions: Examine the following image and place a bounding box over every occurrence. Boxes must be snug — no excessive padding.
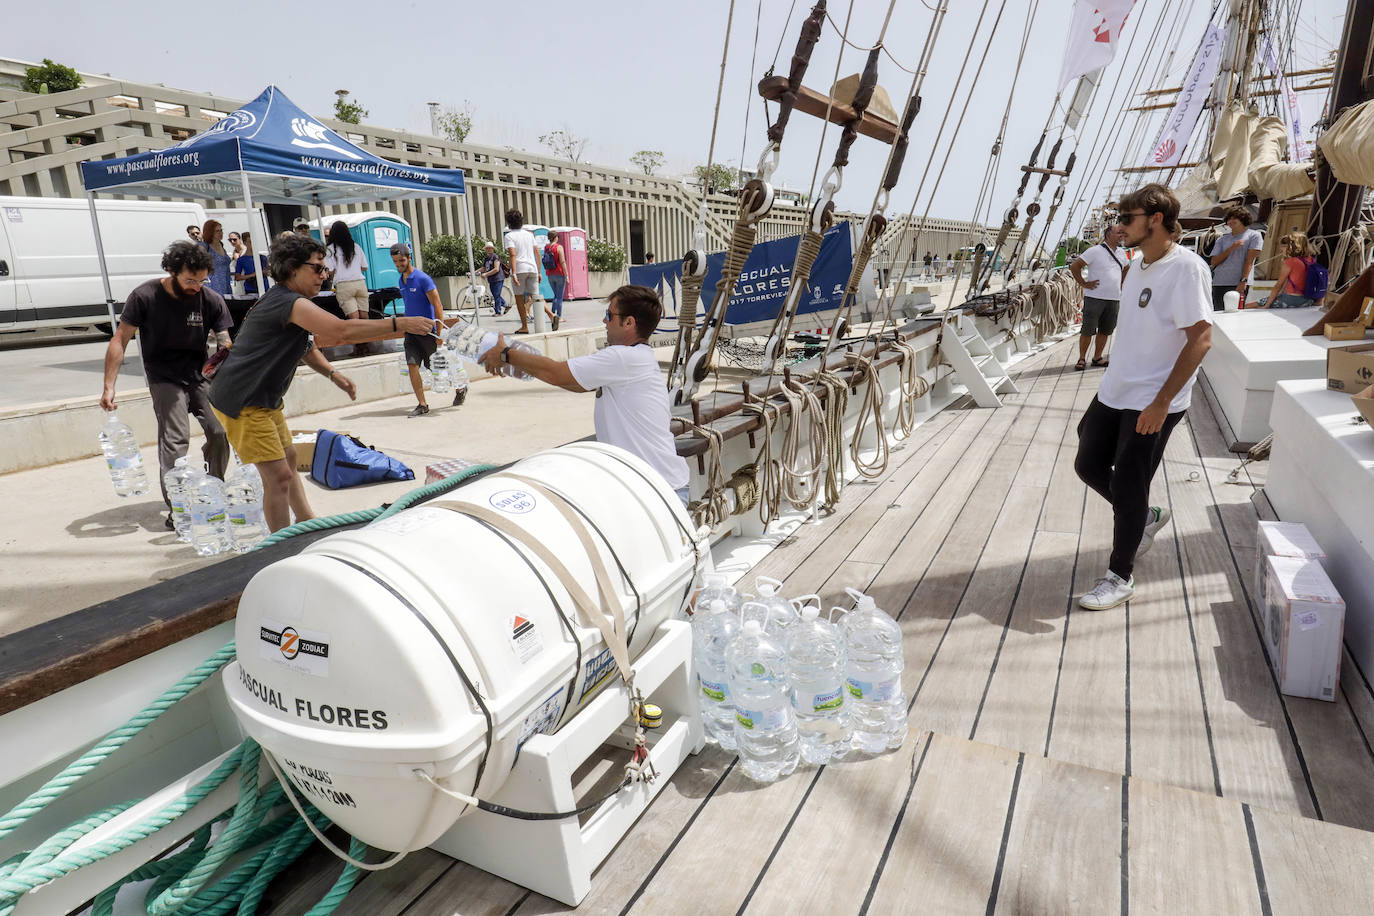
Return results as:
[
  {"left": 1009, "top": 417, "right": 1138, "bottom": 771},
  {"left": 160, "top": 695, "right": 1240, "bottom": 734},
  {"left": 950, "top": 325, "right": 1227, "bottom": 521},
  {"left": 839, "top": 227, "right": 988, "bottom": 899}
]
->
[{"left": 846, "top": 352, "right": 890, "bottom": 479}]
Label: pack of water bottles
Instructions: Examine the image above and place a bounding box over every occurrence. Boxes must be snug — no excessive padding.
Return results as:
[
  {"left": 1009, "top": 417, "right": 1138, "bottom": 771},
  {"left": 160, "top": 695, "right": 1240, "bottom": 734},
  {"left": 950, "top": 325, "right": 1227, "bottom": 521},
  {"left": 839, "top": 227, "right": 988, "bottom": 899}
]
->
[
  {"left": 691, "top": 576, "right": 908, "bottom": 783},
  {"left": 444, "top": 319, "right": 536, "bottom": 381},
  {"left": 163, "top": 456, "right": 267, "bottom": 556}
]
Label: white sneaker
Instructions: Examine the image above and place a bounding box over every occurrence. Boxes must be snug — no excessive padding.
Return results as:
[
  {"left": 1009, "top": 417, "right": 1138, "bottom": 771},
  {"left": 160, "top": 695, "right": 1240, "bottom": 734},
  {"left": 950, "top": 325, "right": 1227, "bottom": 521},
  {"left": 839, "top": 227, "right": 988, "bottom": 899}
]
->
[
  {"left": 1135, "top": 506, "right": 1172, "bottom": 557},
  {"left": 1079, "top": 571, "right": 1135, "bottom": 611}
]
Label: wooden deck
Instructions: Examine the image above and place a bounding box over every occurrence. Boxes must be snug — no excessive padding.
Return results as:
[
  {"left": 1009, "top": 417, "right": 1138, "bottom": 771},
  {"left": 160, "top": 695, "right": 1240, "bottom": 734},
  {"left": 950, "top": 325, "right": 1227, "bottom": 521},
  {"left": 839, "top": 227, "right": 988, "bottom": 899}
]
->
[{"left": 262, "top": 335, "right": 1374, "bottom": 915}]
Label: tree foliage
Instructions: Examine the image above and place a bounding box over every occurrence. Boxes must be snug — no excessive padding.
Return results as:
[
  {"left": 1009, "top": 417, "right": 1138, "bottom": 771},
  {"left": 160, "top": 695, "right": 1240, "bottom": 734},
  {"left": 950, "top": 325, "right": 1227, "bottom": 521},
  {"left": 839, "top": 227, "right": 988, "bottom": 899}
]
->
[
  {"left": 333, "top": 93, "right": 368, "bottom": 125},
  {"left": 421, "top": 233, "right": 502, "bottom": 278},
  {"left": 539, "top": 127, "right": 589, "bottom": 162},
  {"left": 23, "top": 59, "right": 82, "bottom": 95},
  {"left": 586, "top": 237, "right": 627, "bottom": 272},
  {"left": 694, "top": 163, "right": 738, "bottom": 194},
  {"left": 630, "top": 149, "right": 664, "bottom": 175},
  {"left": 435, "top": 101, "right": 474, "bottom": 144},
  {"left": 1061, "top": 236, "right": 1090, "bottom": 258}
]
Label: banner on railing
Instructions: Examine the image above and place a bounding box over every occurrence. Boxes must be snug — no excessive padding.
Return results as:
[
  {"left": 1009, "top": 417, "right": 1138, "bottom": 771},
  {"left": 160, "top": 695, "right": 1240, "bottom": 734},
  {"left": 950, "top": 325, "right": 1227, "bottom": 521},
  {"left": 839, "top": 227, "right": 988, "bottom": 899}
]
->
[{"left": 629, "top": 221, "right": 856, "bottom": 332}]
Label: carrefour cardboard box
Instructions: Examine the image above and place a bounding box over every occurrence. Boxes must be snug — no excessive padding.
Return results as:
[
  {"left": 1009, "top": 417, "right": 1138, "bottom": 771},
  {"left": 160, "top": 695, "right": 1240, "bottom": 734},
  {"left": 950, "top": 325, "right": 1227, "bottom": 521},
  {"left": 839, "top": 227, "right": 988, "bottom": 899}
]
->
[
  {"left": 289, "top": 429, "right": 317, "bottom": 472},
  {"left": 1327, "top": 342, "right": 1374, "bottom": 392},
  {"left": 1254, "top": 520, "right": 1326, "bottom": 609},
  {"left": 1354, "top": 384, "right": 1374, "bottom": 428},
  {"left": 1263, "top": 555, "right": 1345, "bottom": 702}
]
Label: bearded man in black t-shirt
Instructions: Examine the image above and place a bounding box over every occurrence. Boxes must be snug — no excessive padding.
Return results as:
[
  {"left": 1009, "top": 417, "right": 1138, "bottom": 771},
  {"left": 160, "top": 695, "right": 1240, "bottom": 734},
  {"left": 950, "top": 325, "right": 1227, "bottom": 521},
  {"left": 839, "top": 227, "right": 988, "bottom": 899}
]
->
[{"left": 100, "top": 241, "right": 233, "bottom": 526}]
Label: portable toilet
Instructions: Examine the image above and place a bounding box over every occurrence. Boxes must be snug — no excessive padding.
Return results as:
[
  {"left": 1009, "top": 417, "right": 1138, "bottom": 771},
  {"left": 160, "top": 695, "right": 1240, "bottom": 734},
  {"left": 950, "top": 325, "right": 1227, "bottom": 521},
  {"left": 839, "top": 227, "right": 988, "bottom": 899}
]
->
[
  {"left": 550, "top": 226, "right": 590, "bottom": 299},
  {"left": 523, "top": 224, "right": 555, "bottom": 301},
  {"left": 312, "top": 210, "right": 412, "bottom": 293}
]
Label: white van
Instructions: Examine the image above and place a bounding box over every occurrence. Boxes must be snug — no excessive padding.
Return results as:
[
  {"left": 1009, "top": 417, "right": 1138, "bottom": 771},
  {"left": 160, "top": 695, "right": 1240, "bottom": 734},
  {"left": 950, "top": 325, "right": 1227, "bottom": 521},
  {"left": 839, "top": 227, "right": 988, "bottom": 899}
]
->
[{"left": 0, "top": 196, "right": 207, "bottom": 335}]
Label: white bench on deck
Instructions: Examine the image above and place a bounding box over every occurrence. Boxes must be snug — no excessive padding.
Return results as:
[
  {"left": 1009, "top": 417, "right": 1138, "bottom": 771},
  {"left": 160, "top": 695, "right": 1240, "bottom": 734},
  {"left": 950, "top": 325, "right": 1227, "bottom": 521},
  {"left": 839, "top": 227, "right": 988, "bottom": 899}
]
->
[
  {"left": 1202, "top": 306, "right": 1340, "bottom": 448},
  {"left": 1266, "top": 379, "right": 1374, "bottom": 677}
]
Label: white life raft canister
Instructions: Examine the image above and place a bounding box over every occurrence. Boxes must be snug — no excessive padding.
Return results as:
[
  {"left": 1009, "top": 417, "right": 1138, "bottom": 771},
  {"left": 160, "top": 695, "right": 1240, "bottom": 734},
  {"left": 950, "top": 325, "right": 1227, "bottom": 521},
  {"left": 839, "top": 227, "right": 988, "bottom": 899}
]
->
[{"left": 222, "top": 443, "right": 703, "bottom": 851}]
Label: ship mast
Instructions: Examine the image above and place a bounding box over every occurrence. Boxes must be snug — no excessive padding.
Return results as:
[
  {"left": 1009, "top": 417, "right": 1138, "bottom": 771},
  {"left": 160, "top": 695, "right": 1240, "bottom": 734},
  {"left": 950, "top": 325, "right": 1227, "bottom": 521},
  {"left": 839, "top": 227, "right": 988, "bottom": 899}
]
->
[{"left": 1306, "top": 0, "right": 1373, "bottom": 258}]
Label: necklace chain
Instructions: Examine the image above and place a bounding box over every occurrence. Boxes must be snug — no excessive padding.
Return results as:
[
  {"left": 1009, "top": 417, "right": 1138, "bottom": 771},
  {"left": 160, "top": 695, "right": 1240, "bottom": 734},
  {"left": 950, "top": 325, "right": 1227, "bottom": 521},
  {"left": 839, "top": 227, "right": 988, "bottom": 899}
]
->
[{"left": 1139, "top": 241, "right": 1174, "bottom": 271}]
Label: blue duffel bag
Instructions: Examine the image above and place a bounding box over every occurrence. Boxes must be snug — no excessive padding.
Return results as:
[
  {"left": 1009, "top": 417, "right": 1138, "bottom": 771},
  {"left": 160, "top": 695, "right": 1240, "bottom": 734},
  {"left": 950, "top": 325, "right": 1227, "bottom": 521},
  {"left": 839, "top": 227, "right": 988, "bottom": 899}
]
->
[{"left": 310, "top": 429, "right": 414, "bottom": 489}]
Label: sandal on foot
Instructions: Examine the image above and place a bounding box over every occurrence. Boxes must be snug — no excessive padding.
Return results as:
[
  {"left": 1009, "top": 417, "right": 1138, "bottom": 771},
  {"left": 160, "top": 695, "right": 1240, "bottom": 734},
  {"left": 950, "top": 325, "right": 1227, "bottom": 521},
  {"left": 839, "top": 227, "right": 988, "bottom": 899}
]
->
[
  {"left": 1091, "top": 357, "right": 1109, "bottom": 368},
  {"left": 1075, "top": 359, "right": 1087, "bottom": 371}
]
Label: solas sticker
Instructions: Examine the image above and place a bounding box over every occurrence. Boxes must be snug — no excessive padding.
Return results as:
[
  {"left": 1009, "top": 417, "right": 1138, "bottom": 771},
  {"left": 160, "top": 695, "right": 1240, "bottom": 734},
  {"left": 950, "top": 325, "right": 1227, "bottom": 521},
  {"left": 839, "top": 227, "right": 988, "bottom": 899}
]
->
[{"left": 510, "top": 614, "right": 543, "bottom": 663}]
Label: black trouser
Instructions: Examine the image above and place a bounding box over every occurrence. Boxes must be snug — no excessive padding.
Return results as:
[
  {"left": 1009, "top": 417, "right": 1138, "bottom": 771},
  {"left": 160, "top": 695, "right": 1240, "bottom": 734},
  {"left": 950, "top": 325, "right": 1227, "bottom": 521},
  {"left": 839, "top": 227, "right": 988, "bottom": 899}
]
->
[{"left": 1074, "top": 396, "right": 1185, "bottom": 580}]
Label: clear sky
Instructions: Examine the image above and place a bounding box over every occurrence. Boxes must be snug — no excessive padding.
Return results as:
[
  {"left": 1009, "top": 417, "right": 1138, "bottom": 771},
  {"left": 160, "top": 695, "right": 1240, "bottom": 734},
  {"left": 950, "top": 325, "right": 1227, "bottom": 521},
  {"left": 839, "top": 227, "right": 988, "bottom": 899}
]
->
[{"left": 7, "top": 0, "right": 1347, "bottom": 239}]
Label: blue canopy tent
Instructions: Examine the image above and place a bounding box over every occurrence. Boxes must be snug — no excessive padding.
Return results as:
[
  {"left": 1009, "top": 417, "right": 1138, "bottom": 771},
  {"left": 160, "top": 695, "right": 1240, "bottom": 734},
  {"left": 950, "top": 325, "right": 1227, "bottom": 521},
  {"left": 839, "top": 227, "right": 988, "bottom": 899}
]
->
[{"left": 78, "top": 86, "right": 476, "bottom": 327}]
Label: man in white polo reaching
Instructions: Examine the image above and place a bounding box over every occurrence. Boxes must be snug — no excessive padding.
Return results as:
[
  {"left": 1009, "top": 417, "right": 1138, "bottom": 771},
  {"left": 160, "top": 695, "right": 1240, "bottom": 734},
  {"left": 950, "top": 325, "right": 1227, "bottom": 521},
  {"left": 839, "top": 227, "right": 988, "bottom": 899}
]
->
[{"left": 1073, "top": 184, "right": 1212, "bottom": 611}]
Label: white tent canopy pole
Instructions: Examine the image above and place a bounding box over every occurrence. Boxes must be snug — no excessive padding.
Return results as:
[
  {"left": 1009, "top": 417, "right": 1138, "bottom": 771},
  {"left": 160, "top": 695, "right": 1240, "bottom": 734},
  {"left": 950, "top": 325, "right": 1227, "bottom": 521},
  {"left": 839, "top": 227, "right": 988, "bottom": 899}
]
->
[
  {"left": 84, "top": 192, "right": 118, "bottom": 332},
  {"left": 460, "top": 193, "right": 479, "bottom": 325},
  {"left": 241, "top": 171, "right": 267, "bottom": 304}
]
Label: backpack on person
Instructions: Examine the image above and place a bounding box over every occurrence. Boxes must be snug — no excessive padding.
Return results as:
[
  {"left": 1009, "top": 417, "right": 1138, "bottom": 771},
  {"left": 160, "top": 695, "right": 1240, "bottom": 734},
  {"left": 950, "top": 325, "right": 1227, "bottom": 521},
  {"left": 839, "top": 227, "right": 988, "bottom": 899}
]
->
[
  {"left": 1302, "top": 257, "right": 1329, "bottom": 301},
  {"left": 541, "top": 243, "right": 559, "bottom": 272},
  {"left": 310, "top": 429, "right": 414, "bottom": 489}
]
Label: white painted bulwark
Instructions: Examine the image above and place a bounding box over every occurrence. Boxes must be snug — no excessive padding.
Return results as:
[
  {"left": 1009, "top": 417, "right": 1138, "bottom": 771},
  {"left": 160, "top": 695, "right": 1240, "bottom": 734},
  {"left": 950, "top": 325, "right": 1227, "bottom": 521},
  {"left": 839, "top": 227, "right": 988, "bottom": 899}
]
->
[
  {"left": 1265, "top": 379, "right": 1374, "bottom": 676},
  {"left": 1202, "top": 307, "right": 1335, "bottom": 444}
]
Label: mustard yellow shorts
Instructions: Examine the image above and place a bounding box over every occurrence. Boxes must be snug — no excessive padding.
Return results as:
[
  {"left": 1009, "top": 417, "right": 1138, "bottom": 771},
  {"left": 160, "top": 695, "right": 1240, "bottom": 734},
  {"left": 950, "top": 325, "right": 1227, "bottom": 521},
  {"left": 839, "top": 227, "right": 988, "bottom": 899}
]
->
[{"left": 212, "top": 405, "right": 292, "bottom": 465}]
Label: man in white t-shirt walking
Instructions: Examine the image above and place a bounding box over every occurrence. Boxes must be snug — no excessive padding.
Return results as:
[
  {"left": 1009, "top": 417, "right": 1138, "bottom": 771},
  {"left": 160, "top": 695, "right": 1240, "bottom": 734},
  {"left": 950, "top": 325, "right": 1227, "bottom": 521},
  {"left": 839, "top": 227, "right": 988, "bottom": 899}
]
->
[
  {"left": 503, "top": 208, "right": 557, "bottom": 334},
  {"left": 479, "top": 284, "right": 690, "bottom": 500},
  {"left": 1074, "top": 184, "right": 1212, "bottom": 611},
  {"left": 1069, "top": 223, "right": 1128, "bottom": 370}
]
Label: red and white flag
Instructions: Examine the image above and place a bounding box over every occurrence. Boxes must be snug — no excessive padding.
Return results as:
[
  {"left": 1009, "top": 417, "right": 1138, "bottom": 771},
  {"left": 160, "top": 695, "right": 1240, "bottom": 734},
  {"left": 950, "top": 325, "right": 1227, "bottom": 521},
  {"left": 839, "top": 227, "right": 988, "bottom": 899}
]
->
[
  {"left": 1148, "top": 23, "right": 1227, "bottom": 167},
  {"left": 1058, "top": 0, "right": 1138, "bottom": 93}
]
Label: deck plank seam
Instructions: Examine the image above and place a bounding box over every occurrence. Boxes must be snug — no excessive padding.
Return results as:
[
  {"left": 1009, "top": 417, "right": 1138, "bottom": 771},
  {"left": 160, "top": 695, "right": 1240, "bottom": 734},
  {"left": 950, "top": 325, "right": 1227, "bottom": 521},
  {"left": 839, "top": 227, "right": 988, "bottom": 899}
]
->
[
  {"left": 1124, "top": 600, "right": 1133, "bottom": 779},
  {"left": 982, "top": 751, "right": 1026, "bottom": 916},
  {"left": 969, "top": 340, "right": 1087, "bottom": 741},
  {"left": 617, "top": 757, "right": 739, "bottom": 916},
  {"left": 734, "top": 766, "right": 827, "bottom": 915},
  {"left": 858, "top": 731, "right": 934, "bottom": 916},
  {"left": 1119, "top": 775, "right": 1129, "bottom": 916},
  {"left": 1161, "top": 444, "right": 1224, "bottom": 797},
  {"left": 1182, "top": 413, "right": 1323, "bottom": 819},
  {"left": 1340, "top": 651, "right": 1374, "bottom": 766},
  {"left": 901, "top": 349, "right": 1073, "bottom": 710},
  {"left": 1241, "top": 803, "right": 1275, "bottom": 916},
  {"left": 394, "top": 863, "right": 463, "bottom": 916}
]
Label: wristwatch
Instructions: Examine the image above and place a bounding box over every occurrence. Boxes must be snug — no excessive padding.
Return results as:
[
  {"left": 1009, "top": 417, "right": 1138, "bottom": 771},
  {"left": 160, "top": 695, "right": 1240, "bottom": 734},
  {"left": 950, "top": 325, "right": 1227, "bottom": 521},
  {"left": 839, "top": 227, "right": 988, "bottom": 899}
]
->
[{"left": 501, "top": 345, "right": 513, "bottom": 364}]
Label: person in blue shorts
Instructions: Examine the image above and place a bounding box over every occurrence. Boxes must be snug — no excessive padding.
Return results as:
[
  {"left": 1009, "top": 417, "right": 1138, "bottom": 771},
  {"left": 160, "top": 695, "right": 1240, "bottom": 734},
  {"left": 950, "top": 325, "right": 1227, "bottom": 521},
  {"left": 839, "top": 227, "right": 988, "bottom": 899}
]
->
[{"left": 390, "top": 243, "right": 445, "bottom": 417}]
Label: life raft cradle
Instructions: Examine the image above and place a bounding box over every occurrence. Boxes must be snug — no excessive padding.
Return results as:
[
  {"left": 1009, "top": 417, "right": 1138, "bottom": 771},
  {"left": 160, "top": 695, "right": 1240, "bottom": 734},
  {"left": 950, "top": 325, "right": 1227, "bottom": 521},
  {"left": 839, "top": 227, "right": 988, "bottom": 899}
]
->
[{"left": 0, "top": 464, "right": 705, "bottom": 912}]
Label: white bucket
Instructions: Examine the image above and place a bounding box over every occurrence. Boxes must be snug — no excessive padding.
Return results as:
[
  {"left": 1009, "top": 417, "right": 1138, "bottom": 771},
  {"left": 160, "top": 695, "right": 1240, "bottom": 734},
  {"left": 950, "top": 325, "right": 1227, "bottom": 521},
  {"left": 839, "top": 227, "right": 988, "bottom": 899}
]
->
[{"left": 223, "top": 443, "right": 703, "bottom": 851}]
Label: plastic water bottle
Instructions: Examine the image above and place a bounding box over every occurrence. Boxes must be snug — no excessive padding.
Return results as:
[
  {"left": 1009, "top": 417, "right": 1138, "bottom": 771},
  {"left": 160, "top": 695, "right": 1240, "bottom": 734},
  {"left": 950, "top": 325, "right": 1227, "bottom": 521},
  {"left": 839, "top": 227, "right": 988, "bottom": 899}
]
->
[
  {"left": 752, "top": 577, "right": 800, "bottom": 635},
  {"left": 187, "top": 467, "right": 229, "bottom": 557},
  {"left": 726, "top": 619, "right": 800, "bottom": 782},
  {"left": 98, "top": 411, "right": 149, "bottom": 497},
  {"left": 841, "top": 587, "right": 908, "bottom": 753},
  {"left": 786, "top": 606, "right": 850, "bottom": 765},
  {"left": 453, "top": 361, "right": 470, "bottom": 405},
  {"left": 692, "top": 599, "right": 740, "bottom": 750},
  {"left": 397, "top": 353, "right": 410, "bottom": 394},
  {"left": 444, "top": 320, "right": 534, "bottom": 380},
  {"left": 163, "top": 456, "right": 194, "bottom": 542},
  {"left": 225, "top": 463, "right": 267, "bottom": 553},
  {"left": 693, "top": 572, "right": 742, "bottom": 618},
  {"left": 430, "top": 347, "right": 453, "bottom": 395}
]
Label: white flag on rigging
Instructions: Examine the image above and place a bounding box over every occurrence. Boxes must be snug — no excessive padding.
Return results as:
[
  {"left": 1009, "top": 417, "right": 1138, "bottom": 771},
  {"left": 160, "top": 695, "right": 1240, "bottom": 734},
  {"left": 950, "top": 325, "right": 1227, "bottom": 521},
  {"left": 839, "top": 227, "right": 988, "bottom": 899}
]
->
[
  {"left": 1262, "top": 37, "right": 1311, "bottom": 161},
  {"left": 1057, "top": 0, "right": 1137, "bottom": 93},
  {"left": 1147, "top": 23, "right": 1227, "bottom": 168}
]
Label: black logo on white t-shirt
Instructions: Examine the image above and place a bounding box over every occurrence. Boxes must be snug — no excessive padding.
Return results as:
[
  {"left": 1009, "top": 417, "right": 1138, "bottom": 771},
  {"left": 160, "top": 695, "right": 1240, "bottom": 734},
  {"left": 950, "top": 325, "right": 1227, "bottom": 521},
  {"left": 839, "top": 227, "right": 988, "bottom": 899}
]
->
[{"left": 1138, "top": 288, "right": 1152, "bottom": 308}]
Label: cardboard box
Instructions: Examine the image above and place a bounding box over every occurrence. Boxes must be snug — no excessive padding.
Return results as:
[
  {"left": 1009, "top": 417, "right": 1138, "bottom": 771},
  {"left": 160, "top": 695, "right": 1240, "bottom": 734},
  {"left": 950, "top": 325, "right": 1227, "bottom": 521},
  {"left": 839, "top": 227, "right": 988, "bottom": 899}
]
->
[
  {"left": 290, "top": 429, "right": 318, "bottom": 472},
  {"left": 1254, "top": 520, "right": 1326, "bottom": 609},
  {"left": 1323, "top": 321, "right": 1368, "bottom": 342},
  {"left": 1354, "top": 383, "right": 1374, "bottom": 428},
  {"left": 425, "top": 457, "right": 476, "bottom": 485},
  {"left": 1360, "top": 296, "right": 1374, "bottom": 328},
  {"left": 1326, "top": 342, "right": 1374, "bottom": 392},
  {"left": 1263, "top": 555, "right": 1345, "bottom": 701}
]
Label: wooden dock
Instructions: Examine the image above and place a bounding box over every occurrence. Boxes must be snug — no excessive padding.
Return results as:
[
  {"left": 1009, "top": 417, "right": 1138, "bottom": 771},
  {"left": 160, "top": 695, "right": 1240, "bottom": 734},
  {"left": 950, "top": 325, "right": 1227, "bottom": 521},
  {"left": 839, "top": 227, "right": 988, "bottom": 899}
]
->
[{"left": 261, "top": 335, "right": 1374, "bottom": 915}]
